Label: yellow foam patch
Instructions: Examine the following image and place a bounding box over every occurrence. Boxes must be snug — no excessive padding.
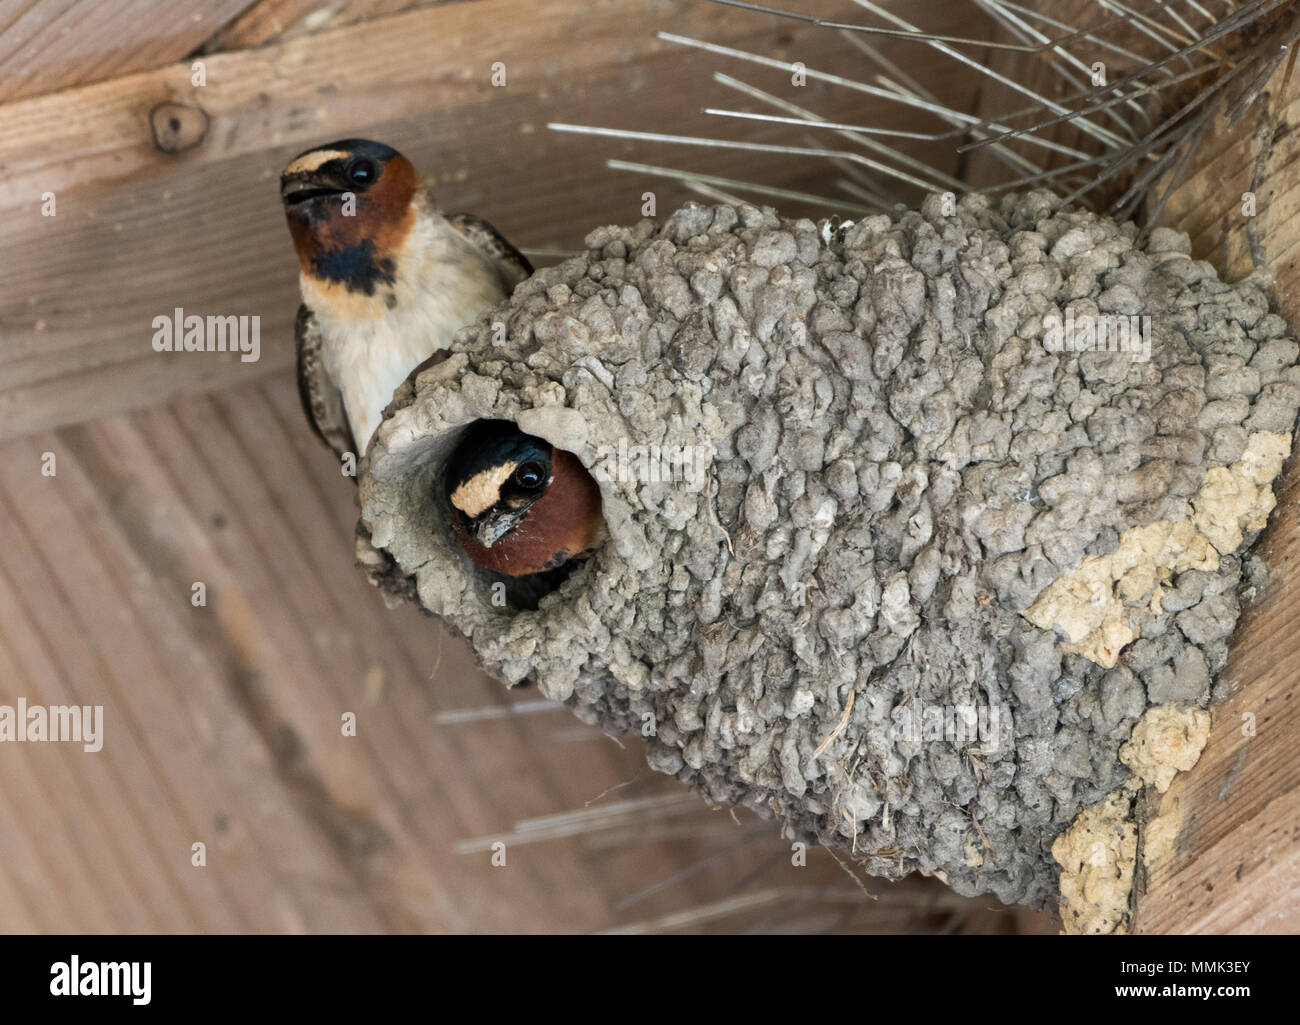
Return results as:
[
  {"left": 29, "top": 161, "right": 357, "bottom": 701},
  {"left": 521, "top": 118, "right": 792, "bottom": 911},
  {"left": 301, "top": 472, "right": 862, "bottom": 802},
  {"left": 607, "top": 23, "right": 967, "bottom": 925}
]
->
[
  {"left": 1024, "top": 431, "right": 1290, "bottom": 667},
  {"left": 1023, "top": 520, "right": 1218, "bottom": 667},
  {"left": 1191, "top": 430, "right": 1291, "bottom": 554},
  {"left": 1052, "top": 789, "right": 1137, "bottom": 935},
  {"left": 1053, "top": 702, "right": 1211, "bottom": 933},
  {"left": 1119, "top": 702, "right": 1211, "bottom": 793}
]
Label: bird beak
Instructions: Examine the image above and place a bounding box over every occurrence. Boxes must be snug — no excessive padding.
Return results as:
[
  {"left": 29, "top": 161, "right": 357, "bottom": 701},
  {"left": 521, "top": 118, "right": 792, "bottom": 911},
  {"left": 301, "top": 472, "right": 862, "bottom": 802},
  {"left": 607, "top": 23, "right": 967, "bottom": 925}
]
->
[
  {"left": 474, "top": 510, "right": 524, "bottom": 549},
  {"left": 280, "top": 174, "right": 345, "bottom": 206}
]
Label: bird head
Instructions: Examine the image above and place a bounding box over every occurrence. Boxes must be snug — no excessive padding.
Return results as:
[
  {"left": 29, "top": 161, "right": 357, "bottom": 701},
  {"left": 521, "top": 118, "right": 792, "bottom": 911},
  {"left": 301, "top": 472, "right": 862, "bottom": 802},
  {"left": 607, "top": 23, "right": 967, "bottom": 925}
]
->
[
  {"left": 444, "top": 420, "right": 604, "bottom": 577},
  {"left": 280, "top": 138, "right": 421, "bottom": 302}
]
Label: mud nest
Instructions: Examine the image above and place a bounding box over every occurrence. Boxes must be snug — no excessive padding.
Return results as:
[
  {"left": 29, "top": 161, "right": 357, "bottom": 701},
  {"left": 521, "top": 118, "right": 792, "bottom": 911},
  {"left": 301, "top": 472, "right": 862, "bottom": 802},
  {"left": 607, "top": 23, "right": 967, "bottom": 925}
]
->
[{"left": 360, "top": 191, "right": 1299, "bottom": 907}]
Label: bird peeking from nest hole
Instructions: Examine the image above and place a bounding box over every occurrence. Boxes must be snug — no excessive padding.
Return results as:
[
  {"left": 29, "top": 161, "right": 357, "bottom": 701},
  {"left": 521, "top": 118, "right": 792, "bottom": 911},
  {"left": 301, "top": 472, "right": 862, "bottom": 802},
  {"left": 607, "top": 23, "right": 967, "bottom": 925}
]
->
[{"left": 444, "top": 420, "right": 605, "bottom": 602}]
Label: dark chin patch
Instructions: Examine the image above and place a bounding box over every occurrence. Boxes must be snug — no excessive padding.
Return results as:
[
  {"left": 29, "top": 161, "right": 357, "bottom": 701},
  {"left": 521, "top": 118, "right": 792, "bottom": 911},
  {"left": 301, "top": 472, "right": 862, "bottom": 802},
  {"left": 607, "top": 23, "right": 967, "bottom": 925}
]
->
[{"left": 310, "top": 239, "right": 397, "bottom": 296}]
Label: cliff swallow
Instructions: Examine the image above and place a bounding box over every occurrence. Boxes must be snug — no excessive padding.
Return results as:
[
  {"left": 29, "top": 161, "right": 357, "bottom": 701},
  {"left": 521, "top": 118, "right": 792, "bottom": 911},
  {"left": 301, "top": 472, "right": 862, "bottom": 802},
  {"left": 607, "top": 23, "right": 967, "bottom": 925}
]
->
[
  {"left": 282, "top": 139, "right": 532, "bottom": 459},
  {"left": 444, "top": 420, "right": 604, "bottom": 578}
]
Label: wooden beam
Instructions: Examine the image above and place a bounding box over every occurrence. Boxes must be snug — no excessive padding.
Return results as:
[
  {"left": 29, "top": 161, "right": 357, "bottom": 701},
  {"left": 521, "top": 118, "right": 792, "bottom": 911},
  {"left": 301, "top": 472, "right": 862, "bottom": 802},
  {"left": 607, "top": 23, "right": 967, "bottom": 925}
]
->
[
  {"left": 0, "top": 0, "right": 981, "bottom": 441},
  {"left": 199, "top": 0, "right": 434, "bottom": 51},
  {"left": 1135, "top": 61, "right": 1300, "bottom": 934},
  {"left": 0, "top": 372, "right": 1042, "bottom": 932},
  {"left": 0, "top": 0, "right": 257, "bottom": 103},
  {"left": 969, "top": 1, "right": 1300, "bottom": 931}
]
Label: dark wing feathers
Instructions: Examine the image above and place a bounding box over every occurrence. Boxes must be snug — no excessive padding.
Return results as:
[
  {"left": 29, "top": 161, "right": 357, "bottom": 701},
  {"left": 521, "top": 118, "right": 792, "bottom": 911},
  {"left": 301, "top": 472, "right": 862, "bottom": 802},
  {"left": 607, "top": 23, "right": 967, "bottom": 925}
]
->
[
  {"left": 294, "top": 304, "right": 355, "bottom": 459},
  {"left": 294, "top": 213, "right": 537, "bottom": 605},
  {"left": 446, "top": 212, "right": 533, "bottom": 289}
]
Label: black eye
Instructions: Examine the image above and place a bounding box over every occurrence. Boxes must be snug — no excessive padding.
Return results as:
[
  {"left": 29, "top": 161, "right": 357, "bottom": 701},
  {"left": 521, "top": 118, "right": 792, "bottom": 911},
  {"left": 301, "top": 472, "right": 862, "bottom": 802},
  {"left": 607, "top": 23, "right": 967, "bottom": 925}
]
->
[
  {"left": 347, "top": 158, "right": 377, "bottom": 187},
  {"left": 515, "top": 461, "right": 546, "bottom": 489}
]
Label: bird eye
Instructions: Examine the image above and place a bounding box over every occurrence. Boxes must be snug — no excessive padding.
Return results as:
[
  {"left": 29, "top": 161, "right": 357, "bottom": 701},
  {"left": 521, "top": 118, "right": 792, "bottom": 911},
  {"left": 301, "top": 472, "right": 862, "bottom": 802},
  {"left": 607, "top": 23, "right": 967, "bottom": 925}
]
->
[
  {"left": 515, "top": 461, "right": 546, "bottom": 489},
  {"left": 346, "top": 158, "right": 377, "bottom": 186}
]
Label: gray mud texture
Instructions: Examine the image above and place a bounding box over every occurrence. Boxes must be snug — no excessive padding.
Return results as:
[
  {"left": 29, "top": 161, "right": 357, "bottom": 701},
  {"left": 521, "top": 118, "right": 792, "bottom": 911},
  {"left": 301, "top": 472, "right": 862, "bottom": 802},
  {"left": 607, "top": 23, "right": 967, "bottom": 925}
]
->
[{"left": 360, "top": 191, "right": 1300, "bottom": 907}]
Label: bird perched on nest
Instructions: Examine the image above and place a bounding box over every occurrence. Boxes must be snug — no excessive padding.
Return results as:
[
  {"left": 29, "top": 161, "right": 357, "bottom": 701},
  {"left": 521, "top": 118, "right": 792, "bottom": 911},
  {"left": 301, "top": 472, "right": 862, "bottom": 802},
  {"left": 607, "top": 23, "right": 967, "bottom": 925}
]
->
[
  {"left": 444, "top": 419, "right": 604, "bottom": 581},
  {"left": 281, "top": 138, "right": 532, "bottom": 460}
]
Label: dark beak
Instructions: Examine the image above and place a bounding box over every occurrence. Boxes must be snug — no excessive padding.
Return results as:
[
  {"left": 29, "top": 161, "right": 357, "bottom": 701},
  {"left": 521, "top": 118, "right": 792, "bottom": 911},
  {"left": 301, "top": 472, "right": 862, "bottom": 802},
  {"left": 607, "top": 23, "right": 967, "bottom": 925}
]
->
[
  {"left": 280, "top": 175, "right": 346, "bottom": 206},
  {"left": 474, "top": 509, "right": 524, "bottom": 549}
]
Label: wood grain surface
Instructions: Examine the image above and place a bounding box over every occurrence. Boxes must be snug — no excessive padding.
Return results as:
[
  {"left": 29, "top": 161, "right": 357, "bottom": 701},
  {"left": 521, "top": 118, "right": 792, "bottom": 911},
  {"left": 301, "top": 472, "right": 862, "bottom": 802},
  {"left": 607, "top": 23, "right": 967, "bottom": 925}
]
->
[
  {"left": 1135, "top": 58, "right": 1300, "bottom": 935},
  {"left": 0, "top": 0, "right": 980, "bottom": 441},
  {"left": 972, "top": 3, "right": 1300, "bottom": 932},
  {"left": 0, "top": 0, "right": 255, "bottom": 103},
  {"left": 0, "top": 0, "right": 1057, "bottom": 933},
  {"left": 0, "top": 374, "right": 1046, "bottom": 933}
]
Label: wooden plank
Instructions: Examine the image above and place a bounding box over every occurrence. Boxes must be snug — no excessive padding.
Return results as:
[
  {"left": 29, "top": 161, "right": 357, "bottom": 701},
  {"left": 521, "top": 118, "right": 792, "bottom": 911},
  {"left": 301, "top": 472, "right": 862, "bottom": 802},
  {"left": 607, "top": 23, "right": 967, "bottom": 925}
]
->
[
  {"left": 0, "top": 0, "right": 983, "bottom": 440},
  {"left": 0, "top": 453, "right": 220, "bottom": 931},
  {"left": 0, "top": 604, "right": 163, "bottom": 932},
  {"left": 966, "top": 2, "right": 1300, "bottom": 932},
  {"left": 0, "top": 368, "right": 1046, "bottom": 932},
  {"left": 0, "top": 0, "right": 1066, "bottom": 931},
  {"left": 1135, "top": 451, "right": 1300, "bottom": 932},
  {"left": 0, "top": 0, "right": 259, "bottom": 103},
  {"left": 1134, "top": 61, "right": 1300, "bottom": 934},
  {"left": 1159, "top": 86, "right": 1300, "bottom": 318},
  {"left": 200, "top": 0, "right": 434, "bottom": 51}
]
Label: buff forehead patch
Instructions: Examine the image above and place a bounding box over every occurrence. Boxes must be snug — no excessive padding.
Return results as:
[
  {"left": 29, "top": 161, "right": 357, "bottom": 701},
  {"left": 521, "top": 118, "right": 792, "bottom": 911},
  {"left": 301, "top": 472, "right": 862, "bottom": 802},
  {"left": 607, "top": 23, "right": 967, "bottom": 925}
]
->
[
  {"left": 283, "top": 149, "right": 354, "bottom": 176},
  {"left": 449, "top": 461, "right": 517, "bottom": 518}
]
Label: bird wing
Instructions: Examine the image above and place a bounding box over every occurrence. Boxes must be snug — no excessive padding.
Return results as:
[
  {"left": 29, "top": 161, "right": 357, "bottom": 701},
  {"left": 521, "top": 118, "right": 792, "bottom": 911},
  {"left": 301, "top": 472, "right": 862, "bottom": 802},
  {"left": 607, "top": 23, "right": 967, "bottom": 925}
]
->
[
  {"left": 445, "top": 211, "right": 534, "bottom": 289},
  {"left": 295, "top": 303, "right": 355, "bottom": 459}
]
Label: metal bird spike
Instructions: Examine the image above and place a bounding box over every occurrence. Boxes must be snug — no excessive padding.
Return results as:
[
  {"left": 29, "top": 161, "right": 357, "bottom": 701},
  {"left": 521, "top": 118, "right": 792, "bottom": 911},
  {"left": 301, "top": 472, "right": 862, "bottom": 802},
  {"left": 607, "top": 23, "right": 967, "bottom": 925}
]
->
[{"left": 547, "top": 0, "right": 1295, "bottom": 222}]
